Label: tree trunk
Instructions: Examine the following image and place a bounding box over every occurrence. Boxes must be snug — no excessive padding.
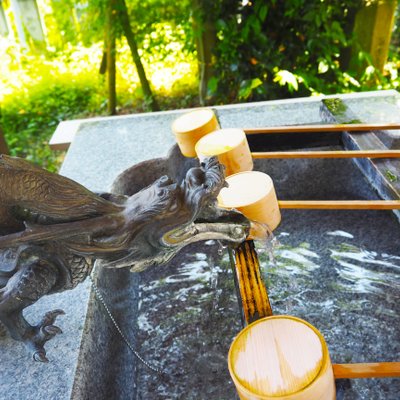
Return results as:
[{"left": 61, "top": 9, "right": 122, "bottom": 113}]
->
[
  {"left": 0, "top": 2, "right": 9, "bottom": 37},
  {"left": 0, "top": 128, "right": 9, "bottom": 155},
  {"left": 191, "top": 0, "right": 217, "bottom": 106},
  {"left": 339, "top": 5, "right": 358, "bottom": 71},
  {"left": 116, "top": 0, "right": 159, "bottom": 112},
  {"left": 106, "top": 0, "right": 117, "bottom": 115},
  {"left": 350, "top": 0, "right": 397, "bottom": 75},
  {"left": 10, "top": 0, "right": 27, "bottom": 48}
]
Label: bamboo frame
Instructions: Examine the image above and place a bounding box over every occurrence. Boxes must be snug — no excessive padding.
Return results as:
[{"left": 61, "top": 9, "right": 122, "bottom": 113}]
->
[
  {"left": 278, "top": 200, "right": 400, "bottom": 210},
  {"left": 252, "top": 150, "right": 400, "bottom": 159},
  {"left": 244, "top": 123, "right": 400, "bottom": 135},
  {"left": 333, "top": 362, "right": 400, "bottom": 379}
]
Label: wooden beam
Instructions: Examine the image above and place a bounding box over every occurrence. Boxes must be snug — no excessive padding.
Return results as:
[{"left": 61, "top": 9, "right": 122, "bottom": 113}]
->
[
  {"left": 333, "top": 362, "right": 400, "bottom": 379},
  {"left": 252, "top": 150, "right": 400, "bottom": 159},
  {"left": 244, "top": 123, "right": 400, "bottom": 135},
  {"left": 278, "top": 200, "right": 400, "bottom": 210}
]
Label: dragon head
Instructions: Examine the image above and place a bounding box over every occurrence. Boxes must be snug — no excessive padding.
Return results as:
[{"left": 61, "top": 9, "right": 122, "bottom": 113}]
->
[{"left": 94, "top": 147, "right": 251, "bottom": 271}]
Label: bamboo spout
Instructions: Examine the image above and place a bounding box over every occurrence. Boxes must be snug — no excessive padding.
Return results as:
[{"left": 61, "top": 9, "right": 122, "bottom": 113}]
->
[{"left": 233, "top": 240, "right": 273, "bottom": 324}]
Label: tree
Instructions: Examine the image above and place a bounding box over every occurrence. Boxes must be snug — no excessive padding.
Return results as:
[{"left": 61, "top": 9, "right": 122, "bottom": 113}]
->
[
  {"left": 208, "top": 0, "right": 363, "bottom": 102},
  {"left": 82, "top": 0, "right": 160, "bottom": 113},
  {"left": 117, "top": 0, "right": 160, "bottom": 111},
  {"left": 0, "top": 129, "right": 9, "bottom": 154},
  {"left": 191, "top": 0, "right": 217, "bottom": 105},
  {"left": 106, "top": 0, "right": 117, "bottom": 115},
  {"left": 350, "top": 0, "right": 397, "bottom": 75}
]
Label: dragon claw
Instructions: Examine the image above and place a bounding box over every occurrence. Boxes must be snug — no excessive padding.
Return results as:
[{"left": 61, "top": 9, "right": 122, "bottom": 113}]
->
[
  {"left": 33, "top": 350, "right": 49, "bottom": 363},
  {"left": 44, "top": 309, "right": 65, "bottom": 318},
  {"left": 38, "top": 309, "right": 65, "bottom": 339},
  {"left": 43, "top": 325, "right": 63, "bottom": 336},
  {"left": 24, "top": 309, "right": 66, "bottom": 361},
  {"left": 41, "top": 309, "right": 65, "bottom": 326}
]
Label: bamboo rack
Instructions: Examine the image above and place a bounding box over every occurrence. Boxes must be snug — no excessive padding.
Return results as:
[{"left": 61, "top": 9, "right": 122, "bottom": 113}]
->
[
  {"left": 232, "top": 120, "right": 400, "bottom": 385},
  {"left": 278, "top": 200, "right": 400, "bottom": 210},
  {"left": 244, "top": 122, "right": 400, "bottom": 135},
  {"left": 252, "top": 150, "right": 400, "bottom": 159}
]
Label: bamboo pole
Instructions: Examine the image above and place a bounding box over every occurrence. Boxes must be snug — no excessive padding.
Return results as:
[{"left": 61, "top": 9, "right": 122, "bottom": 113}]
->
[
  {"left": 333, "top": 362, "right": 400, "bottom": 379},
  {"left": 279, "top": 200, "right": 400, "bottom": 210},
  {"left": 244, "top": 123, "right": 400, "bottom": 135},
  {"left": 252, "top": 150, "right": 400, "bottom": 159}
]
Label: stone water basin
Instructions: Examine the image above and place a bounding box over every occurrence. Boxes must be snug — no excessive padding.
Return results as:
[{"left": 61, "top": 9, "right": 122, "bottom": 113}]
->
[{"left": 73, "top": 141, "right": 400, "bottom": 400}]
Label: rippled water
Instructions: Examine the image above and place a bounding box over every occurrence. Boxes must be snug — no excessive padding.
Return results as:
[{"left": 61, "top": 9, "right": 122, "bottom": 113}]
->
[
  {"left": 262, "top": 230, "right": 400, "bottom": 310},
  {"left": 259, "top": 226, "right": 400, "bottom": 400}
]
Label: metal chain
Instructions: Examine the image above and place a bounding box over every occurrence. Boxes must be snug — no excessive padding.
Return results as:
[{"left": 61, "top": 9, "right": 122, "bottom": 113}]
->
[{"left": 89, "top": 264, "right": 163, "bottom": 375}]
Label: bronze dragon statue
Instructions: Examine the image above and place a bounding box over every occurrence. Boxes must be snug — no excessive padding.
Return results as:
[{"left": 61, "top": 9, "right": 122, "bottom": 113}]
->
[{"left": 0, "top": 147, "right": 249, "bottom": 362}]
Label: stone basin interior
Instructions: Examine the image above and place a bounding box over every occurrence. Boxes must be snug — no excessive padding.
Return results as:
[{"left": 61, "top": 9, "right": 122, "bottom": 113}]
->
[{"left": 72, "top": 135, "right": 400, "bottom": 400}]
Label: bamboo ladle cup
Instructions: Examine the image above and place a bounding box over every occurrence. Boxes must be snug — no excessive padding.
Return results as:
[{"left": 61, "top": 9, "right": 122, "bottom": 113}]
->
[{"left": 228, "top": 316, "right": 336, "bottom": 400}]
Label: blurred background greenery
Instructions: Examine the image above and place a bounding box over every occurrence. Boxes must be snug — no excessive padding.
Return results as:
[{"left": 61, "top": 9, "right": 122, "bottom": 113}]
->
[{"left": 0, "top": 0, "right": 399, "bottom": 171}]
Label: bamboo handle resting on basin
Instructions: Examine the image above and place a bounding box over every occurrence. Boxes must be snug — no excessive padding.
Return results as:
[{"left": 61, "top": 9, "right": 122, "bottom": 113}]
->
[
  {"left": 278, "top": 200, "right": 400, "bottom": 210},
  {"left": 252, "top": 150, "right": 400, "bottom": 159},
  {"left": 244, "top": 123, "right": 400, "bottom": 134},
  {"left": 332, "top": 362, "right": 400, "bottom": 379}
]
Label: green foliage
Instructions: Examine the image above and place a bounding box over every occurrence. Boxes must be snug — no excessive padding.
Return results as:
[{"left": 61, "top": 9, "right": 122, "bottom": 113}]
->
[
  {"left": 42, "top": 0, "right": 81, "bottom": 49},
  {"left": 1, "top": 83, "right": 93, "bottom": 172},
  {"left": 208, "top": 0, "right": 400, "bottom": 102},
  {"left": 0, "top": 42, "right": 101, "bottom": 171},
  {"left": 0, "top": 33, "right": 197, "bottom": 170},
  {"left": 238, "top": 78, "right": 263, "bottom": 100},
  {"left": 1, "top": 0, "right": 400, "bottom": 172}
]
